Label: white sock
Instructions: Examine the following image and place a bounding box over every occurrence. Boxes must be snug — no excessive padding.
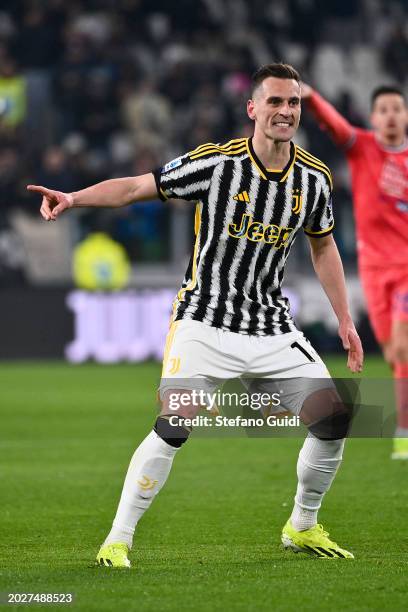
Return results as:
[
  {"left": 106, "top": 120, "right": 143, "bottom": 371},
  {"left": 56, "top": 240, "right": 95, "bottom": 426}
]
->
[
  {"left": 290, "top": 434, "right": 345, "bottom": 531},
  {"left": 104, "top": 430, "right": 178, "bottom": 548}
]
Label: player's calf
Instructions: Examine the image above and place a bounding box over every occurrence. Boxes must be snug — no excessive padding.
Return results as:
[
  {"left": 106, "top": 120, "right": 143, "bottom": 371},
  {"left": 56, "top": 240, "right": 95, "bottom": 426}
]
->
[
  {"left": 98, "top": 390, "right": 198, "bottom": 565},
  {"left": 286, "top": 388, "right": 353, "bottom": 539},
  {"left": 392, "top": 343, "right": 408, "bottom": 367},
  {"left": 390, "top": 321, "right": 408, "bottom": 451}
]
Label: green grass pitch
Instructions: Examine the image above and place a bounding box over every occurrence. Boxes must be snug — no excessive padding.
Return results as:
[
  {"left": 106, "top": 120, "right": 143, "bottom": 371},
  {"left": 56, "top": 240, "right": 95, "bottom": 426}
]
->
[{"left": 1, "top": 356, "right": 407, "bottom": 611}]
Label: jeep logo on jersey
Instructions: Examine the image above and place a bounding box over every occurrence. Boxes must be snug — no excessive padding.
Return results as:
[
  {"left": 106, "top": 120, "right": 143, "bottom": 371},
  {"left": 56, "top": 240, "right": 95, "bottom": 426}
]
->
[{"left": 228, "top": 214, "right": 293, "bottom": 248}]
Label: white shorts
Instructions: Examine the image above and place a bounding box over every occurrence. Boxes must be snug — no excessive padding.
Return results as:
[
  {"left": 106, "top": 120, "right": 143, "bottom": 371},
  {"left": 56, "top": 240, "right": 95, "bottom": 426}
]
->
[{"left": 159, "top": 320, "right": 333, "bottom": 416}]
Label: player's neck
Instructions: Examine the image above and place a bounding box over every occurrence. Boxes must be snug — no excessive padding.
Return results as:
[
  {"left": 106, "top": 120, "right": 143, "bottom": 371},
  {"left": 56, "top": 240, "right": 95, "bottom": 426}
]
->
[
  {"left": 251, "top": 134, "right": 291, "bottom": 170},
  {"left": 377, "top": 132, "right": 407, "bottom": 149}
]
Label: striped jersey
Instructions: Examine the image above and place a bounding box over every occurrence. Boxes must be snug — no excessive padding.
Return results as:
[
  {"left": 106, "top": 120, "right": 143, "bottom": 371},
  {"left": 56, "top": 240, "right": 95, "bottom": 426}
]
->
[{"left": 153, "top": 137, "right": 334, "bottom": 336}]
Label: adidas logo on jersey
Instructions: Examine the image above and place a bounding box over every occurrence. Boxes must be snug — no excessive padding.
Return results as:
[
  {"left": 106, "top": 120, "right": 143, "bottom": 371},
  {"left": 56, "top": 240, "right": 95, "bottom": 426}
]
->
[{"left": 233, "top": 191, "right": 250, "bottom": 203}]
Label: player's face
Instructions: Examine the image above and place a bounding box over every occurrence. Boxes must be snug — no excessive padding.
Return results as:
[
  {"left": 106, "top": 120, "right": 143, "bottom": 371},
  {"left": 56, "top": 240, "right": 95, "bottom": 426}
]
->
[
  {"left": 370, "top": 94, "right": 408, "bottom": 142},
  {"left": 247, "top": 77, "right": 301, "bottom": 142}
]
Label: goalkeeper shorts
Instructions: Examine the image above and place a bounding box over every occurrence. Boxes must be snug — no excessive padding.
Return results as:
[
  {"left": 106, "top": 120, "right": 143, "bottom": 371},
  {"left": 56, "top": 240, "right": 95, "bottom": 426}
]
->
[{"left": 360, "top": 265, "right": 408, "bottom": 343}]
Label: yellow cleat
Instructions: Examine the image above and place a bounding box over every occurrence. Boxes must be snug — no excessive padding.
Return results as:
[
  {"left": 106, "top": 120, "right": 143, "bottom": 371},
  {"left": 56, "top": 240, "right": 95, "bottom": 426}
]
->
[
  {"left": 96, "top": 543, "right": 131, "bottom": 568},
  {"left": 281, "top": 520, "right": 354, "bottom": 559},
  {"left": 391, "top": 438, "right": 408, "bottom": 460}
]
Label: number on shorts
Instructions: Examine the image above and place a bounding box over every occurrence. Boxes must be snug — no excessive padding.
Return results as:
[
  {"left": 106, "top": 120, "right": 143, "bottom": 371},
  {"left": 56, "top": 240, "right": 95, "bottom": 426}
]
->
[{"left": 290, "top": 341, "right": 315, "bottom": 363}]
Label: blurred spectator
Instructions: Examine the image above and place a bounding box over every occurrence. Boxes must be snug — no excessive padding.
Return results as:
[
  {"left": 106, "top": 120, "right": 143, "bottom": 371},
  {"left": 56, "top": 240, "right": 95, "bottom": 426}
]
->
[
  {"left": 0, "top": 54, "right": 26, "bottom": 131},
  {"left": 0, "top": 146, "right": 20, "bottom": 222},
  {"left": 185, "top": 82, "right": 228, "bottom": 143},
  {"left": 111, "top": 150, "right": 170, "bottom": 262},
  {"left": 383, "top": 25, "right": 408, "bottom": 82},
  {"left": 77, "top": 71, "right": 119, "bottom": 147},
  {"left": 17, "top": 5, "right": 62, "bottom": 69},
  {"left": 73, "top": 231, "right": 130, "bottom": 291},
  {"left": 0, "top": 226, "right": 26, "bottom": 286},
  {"left": 159, "top": 59, "right": 197, "bottom": 106},
  {"left": 53, "top": 31, "right": 96, "bottom": 135},
  {"left": 119, "top": 79, "right": 172, "bottom": 152},
  {"left": 35, "top": 146, "right": 78, "bottom": 193}
]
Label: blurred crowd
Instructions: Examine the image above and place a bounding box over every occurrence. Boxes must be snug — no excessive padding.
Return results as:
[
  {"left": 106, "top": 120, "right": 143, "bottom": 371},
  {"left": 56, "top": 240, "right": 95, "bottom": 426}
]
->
[{"left": 0, "top": 0, "right": 407, "bottom": 284}]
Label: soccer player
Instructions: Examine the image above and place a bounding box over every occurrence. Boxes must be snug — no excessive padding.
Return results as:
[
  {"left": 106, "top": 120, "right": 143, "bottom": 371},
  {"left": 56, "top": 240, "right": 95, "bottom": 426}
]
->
[
  {"left": 28, "top": 63, "right": 363, "bottom": 567},
  {"left": 301, "top": 82, "right": 408, "bottom": 459}
]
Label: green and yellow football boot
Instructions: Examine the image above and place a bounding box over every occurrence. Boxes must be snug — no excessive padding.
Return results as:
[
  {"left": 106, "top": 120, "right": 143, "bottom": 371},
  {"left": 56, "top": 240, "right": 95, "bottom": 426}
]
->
[
  {"left": 391, "top": 437, "right": 408, "bottom": 460},
  {"left": 96, "top": 543, "right": 131, "bottom": 568},
  {"left": 281, "top": 520, "right": 354, "bottom": 559}
]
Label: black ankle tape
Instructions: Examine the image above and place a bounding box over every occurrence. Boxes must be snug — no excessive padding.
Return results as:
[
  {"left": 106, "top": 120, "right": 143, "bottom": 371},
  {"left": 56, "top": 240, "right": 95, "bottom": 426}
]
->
[{"left": 154, "top": 416, "right": 191, "bottom": 448}]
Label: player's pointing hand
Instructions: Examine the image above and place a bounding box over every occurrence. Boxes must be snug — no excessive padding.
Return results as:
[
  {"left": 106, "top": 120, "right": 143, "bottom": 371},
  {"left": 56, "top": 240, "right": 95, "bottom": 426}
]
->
[{"left": 27, "top": 185, "right": 74, "bottom": 221}]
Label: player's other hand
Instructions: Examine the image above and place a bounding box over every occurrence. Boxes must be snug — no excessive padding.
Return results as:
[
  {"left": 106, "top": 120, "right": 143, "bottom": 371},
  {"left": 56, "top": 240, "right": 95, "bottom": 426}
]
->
[
  {"left": 338, "top": 319, "right": 364, "bottom": 373},
  {"left": 27, "top": 185, "right": 74, "bottom": 221},
  {"left": 300, "top": 82, "right": 313, "bottom": 99}
]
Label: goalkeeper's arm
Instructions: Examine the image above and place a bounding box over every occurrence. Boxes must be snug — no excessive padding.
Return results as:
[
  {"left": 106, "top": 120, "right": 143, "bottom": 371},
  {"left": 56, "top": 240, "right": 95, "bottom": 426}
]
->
[
  {"left": 27, "top": 173, "right": 158, "bottom": 221},
  {"left": 301, "top": 83, "right": 355, "bottom": 149}
]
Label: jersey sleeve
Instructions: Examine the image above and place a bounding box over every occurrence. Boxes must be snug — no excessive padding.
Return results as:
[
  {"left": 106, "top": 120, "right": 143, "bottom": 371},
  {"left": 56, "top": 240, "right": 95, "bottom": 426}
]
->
[
  {"left": 344, "top": 127, "right": 372, "bottom": 159},
  {"left": 303, "top": 179, "right": 334, "bottom": 237},
  {"left": 153, "top": 150, "right": 215, "bottom": 202}
]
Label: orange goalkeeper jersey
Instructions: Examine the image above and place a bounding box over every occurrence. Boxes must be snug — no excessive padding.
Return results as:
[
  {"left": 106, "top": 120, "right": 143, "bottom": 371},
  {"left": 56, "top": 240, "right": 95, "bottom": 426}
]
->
[{"left": 307, "top": 91, "right": 408, "bottom": 267}]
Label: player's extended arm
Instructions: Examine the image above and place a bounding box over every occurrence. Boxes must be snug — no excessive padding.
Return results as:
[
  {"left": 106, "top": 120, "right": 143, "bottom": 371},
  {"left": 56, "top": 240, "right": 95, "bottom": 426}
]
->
[
  {"left": 308, "top": 234, "right": 363, "bottom": 372},
  {"left": 301, "top": 83, "right": 355, "bottom": 148},
  {"left": 27, "top": 173, "right": 158, "bottom": 221}
]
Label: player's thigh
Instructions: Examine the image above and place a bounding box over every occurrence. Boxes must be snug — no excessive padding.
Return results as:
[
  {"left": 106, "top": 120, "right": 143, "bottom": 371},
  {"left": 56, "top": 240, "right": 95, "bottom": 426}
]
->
[
  {"left": 391, "top": 280, "right": 408, "bottom": 363},
  {"left": 248, "top": 363, "right": 351, "bottom": 437},
  {"left": 248, "top": 330, "right": 335, "bottom": 418},
  {"left": 276, "top": 333, "right": 354, "bottom": 437},
  {"left": 360, "top": 266, "right": 392, "bottom": 344},
  {"left": 159, "top": 319, "right": 242, "bottom": 414},
  {"left": 161, "top": 319, "right": 244, "bottom": 379}
]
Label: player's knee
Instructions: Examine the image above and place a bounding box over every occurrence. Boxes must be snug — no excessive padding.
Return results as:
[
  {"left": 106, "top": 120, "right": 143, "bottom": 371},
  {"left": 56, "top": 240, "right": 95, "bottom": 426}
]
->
[
  {"left": 393, "top": 343, "right": 408, "bottom": 365},
  {"left": 301, "top": 388, "right": 354, "bottom": 440},
  {"left": 306, "top": 399, "right": 354, "bottom": 440},
  {"left": 382, "top": 341, "right": 394, "bottom": 366},
  {"left": 154, "top": 415, "right": 191, "bottom": 448},
  {"left": 391, "top": 322, "right": 408, "bottom": 364}
]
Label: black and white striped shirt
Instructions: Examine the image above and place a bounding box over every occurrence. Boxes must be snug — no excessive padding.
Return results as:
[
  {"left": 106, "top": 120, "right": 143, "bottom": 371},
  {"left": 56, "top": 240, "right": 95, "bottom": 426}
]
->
[{"left": 153, "top": 137, "right": 334, "bottom": 336}]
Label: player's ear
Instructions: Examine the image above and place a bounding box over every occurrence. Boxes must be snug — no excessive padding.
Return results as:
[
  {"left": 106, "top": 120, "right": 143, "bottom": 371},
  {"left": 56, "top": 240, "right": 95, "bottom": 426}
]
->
[{"left": 247, "top": 99, "right": 256, "bottom": 121}]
